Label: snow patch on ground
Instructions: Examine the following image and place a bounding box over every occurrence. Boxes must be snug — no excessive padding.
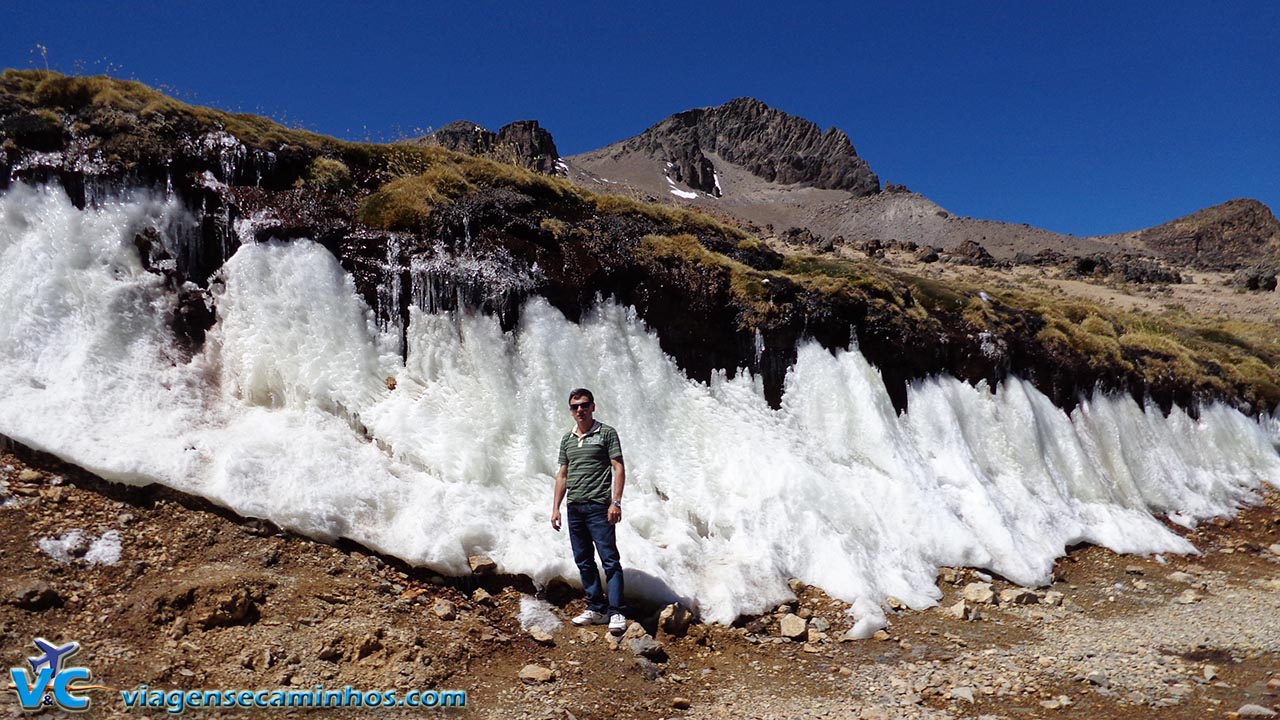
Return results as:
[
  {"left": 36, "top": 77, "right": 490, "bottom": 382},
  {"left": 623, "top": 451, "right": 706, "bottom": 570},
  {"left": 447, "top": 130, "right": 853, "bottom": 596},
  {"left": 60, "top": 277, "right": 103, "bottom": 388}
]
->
[
  {"left": 38, "top": 529, "right": 122, "bottom": 565},
  {"left": 665, "top": 171, "right": 701, "bottom": 199},
  {"left": 518, "top": 596, "right": 563, "bottom": 633}
]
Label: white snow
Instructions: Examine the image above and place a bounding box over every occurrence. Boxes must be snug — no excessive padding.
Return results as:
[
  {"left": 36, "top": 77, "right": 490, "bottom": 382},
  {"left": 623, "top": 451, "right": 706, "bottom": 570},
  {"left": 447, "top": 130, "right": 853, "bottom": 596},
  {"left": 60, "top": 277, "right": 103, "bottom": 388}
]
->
[
  {"left": 1, "top": 184, "right": 1277, "bottom": 633},
  {"left": 37, "top": 529, "right": 122, "bottom": 565},
  {"left": 517, "top": 595, "right": 563, "bottom": 633},
  {"left": 664, "top": 173, "right": 701, "bottom": 200},
  {"left": 85, "top": 530, "right": 122, "bottom": 565}
]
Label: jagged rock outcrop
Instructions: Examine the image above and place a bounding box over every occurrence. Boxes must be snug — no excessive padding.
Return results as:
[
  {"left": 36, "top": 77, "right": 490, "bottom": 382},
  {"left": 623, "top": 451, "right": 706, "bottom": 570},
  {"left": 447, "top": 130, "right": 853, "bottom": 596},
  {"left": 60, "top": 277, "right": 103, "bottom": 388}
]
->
[
  {"left": 415, "top": 119, "right": 562, "bottom": 175},
  {"left": 1135, "top": 198, "right": 1280, "bottom": 270},
  {"left": 426, "top": 120, "right": 496, "bottom": 156},
  {"left": 495, "top": 120, "right": 561, "bottom": 176},
  {"left": 619, "top": 97, "right": 879, "bottom": 197}
]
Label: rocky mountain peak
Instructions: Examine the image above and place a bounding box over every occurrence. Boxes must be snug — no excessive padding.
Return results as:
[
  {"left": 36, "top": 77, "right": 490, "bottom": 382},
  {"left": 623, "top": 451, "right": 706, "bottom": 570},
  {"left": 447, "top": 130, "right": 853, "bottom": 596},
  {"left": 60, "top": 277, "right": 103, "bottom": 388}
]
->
[
  {"left": 412, "top": 119, "right": 563, "bottom": 176},
  {"left": 1136, "top": 198, "right": 1280, "bottom": 270},
  {"left": 620, "top": 97, "right": 879, "bottom": 197}
]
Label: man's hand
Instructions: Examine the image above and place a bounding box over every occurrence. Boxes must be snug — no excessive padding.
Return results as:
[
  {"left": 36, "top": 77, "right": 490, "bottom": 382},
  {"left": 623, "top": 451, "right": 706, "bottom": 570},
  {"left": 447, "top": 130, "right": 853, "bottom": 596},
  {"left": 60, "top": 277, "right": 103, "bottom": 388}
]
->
[
  {"left": 551, "top": 508, "right": 561, "bottom": 531},
  {"left": 607, "top": 504, "right": 621, "bottom": 524}
]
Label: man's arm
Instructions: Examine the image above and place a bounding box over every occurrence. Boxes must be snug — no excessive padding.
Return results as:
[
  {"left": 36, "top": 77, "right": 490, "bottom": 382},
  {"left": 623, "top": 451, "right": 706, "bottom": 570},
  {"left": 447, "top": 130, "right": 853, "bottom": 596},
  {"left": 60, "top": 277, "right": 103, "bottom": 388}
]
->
[
  {"left": 551, "top": 464, "right": 567, "bottom": 531},
  {"left": 608, "top": 456, "right": 625, "bottom": 524}
]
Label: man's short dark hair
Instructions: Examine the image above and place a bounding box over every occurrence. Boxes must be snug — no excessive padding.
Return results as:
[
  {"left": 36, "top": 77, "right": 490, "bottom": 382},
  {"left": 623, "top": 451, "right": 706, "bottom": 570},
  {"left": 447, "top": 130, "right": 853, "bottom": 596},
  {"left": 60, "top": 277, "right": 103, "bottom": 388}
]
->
[{"left": 568, "top": 388, "right": 594, "bottom": 404}]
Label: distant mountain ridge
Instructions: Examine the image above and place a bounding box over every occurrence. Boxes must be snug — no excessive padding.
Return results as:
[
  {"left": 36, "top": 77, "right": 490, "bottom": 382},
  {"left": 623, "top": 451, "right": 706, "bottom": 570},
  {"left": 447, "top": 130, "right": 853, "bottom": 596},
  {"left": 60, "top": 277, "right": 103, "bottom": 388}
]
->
[
  {"left": 561, "top": 98, "right": 1279, "bottom": 271},
  {"left": 1097, "top": 198, "right": 1280, "bottom": 271}
]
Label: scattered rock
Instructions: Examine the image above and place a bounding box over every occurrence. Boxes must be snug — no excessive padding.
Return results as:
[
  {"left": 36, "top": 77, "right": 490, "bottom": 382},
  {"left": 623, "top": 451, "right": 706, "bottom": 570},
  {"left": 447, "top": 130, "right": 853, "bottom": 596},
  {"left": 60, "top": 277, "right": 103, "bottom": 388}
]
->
[
  {"left": 962, "top": 582, "right": 996, "bottom": 604},
  {"left": 1175, "top": 589, "right": 1202, "bottom": 604},
  {"left": 1268, "top": 543, "right": 1280, "bottom": 557},
  {"left": 999, "top": 588, "right": 1039, "bottom": 605},
  {"left": 913, "top": 246, "right": 939, "bottom": 263},
  {"left": 951, "top": 686, "right": 975, "bottom": 703},
  {"left": 809, "top": 617, "right": 830, "bottom": 632},
  {"left": 1085, "top": 670, "right": 1110, "bottom": 688},
  {"left": 778, "top": 613, "right": 808, "bottom": 640},
  {"left": 18, "top": 469, "right": 41, "bottom": 482},
  {"left": 1236, "top": 704, "right": 1278, "bottom": 718},
  {"left": 938, "top": 567, "right": 960, "bottom": 585},
  {"left": 6, "top": 580, "right": 62, "bottom": 611},
  {"left": 1041, "top": 591, "right": 1065, "bottom": 607},
  {"left": 885, "top": 596, "right": 907, "bottom": 611},
  {"left": 944, "top": 599, "right": 980, "bottom": 620},
  {"left": 432, "top": 599, "right": 457, "bottom": 620},
  {"left": 190, "top": 585, "right": 264, "bottom": 629},
  {"left": 838, "top": 628, "right": 860, "bottom": 642},
  {"left": 671, "top": 697, "right": 692, "bottom": 709},
  {"left": 1202, "top": 664, "right": 1218, "bottom": 682},
  {"left": 314, "top": 637, "right": 342, "bottom": 662},
  {"left": 743, "top": 616, "right": 770, "bottom": 635},
  {"left": 1124, "top": 565, "right": 1145, "bottom": 575},
  {"left": 1167, "top": 571, "right": 1197, "bottom": 583},
  {"left": 872, "top": 630, "right": 891, "bottom": 641},
  {"left": 658, "top": 602, "right": 692, "bottom": 637},
  {"left": 472, "top": 588, "right": 493, "bottom": 605},
  {"left": 787, "top": 578, "right": 806, "bottom": 594},
  {"left": 629, "top": 635, "right": 667, "bottom": 662},
  {"left": 528, "top": 626, "right": 554, "bottom": 645},
  {"left": 350, "top": 635, "right": 382, "bottom": 661},
  {"left": 467, "top": 555, "right": 497, "bottom": 574},
  {"left": 518, "top": 664, "right": 555, "bottom": 683}
]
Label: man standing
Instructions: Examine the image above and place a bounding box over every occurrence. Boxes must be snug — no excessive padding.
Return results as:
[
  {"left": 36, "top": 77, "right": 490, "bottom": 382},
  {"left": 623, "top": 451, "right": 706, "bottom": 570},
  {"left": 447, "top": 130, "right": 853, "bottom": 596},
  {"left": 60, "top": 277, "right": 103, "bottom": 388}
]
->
[{"left": 551, "top": 388, "right": 627, "bottom": 633}]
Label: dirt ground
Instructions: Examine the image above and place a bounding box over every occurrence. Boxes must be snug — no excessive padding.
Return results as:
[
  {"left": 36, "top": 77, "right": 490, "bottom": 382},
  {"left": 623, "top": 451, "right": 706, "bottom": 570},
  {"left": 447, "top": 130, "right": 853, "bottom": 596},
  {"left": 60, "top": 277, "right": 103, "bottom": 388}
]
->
[{"left": 1, "top": 442, "right": 1278, "bottom": 720}]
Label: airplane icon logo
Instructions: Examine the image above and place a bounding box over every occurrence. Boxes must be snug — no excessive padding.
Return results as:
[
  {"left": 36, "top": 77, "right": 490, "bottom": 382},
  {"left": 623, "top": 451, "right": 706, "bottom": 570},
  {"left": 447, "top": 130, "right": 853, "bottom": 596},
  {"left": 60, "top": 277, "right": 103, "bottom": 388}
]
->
[{"left": 28, "top": 638, "right": 81, "bottom": 676}]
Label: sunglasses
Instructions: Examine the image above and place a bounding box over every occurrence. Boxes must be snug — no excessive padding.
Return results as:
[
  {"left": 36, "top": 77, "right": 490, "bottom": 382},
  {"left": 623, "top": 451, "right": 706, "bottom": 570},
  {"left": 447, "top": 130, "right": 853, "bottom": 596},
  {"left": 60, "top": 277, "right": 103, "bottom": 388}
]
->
[{"left": 569, "top": 402, "right": 593, "bottom": 411}]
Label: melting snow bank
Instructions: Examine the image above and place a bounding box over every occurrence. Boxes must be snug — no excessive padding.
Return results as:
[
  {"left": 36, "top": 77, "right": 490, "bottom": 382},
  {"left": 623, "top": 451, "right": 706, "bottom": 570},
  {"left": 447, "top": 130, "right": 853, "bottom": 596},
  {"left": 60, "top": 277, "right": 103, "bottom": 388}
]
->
[{"left": 1, "top": 184, "right": 1278, "bottom": 637}]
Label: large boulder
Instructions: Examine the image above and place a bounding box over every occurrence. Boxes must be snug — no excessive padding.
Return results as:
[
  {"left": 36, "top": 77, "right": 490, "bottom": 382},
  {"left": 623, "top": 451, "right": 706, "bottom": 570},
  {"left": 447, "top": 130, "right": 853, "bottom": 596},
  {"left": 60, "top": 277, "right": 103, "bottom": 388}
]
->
[
  {"left": 1231, "top": 265, "right": 1278, "bottom": 292},
  {"left": 949, "top": 240, "right": 996, "bottom": 267}
]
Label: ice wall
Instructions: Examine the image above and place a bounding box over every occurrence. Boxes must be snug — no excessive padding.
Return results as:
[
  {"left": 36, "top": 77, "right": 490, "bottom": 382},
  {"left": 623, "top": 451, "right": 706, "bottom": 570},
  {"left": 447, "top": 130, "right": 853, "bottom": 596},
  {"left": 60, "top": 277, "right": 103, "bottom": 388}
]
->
[{"left": 2, "top": 184, "right": 1277, "bottom": 635}]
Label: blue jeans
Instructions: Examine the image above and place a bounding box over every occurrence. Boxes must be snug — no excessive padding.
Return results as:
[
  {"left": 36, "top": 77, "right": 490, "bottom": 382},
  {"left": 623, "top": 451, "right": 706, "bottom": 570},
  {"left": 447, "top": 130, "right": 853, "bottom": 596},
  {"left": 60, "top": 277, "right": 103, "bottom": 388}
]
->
[{"left": 566, "top": 502, "right": 625, "bottom": 616}]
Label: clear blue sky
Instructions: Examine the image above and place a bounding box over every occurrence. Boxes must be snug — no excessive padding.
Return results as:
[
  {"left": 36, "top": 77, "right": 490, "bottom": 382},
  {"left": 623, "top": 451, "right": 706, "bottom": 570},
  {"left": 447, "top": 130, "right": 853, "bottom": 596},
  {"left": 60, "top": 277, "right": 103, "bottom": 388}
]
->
[{"left": 4, "top": 1, "right": 1277, "bottom": 236}]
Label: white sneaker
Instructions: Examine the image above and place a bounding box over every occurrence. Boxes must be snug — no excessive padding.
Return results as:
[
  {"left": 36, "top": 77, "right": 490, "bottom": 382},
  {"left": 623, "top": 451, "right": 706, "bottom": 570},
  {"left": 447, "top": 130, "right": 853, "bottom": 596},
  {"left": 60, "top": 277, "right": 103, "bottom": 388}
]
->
[
  {"left": 571, "top": 609, "right": 608, "bottom": 626},
  {"left": 608, "top": 613, "right": 627, "bottom": 633}
]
